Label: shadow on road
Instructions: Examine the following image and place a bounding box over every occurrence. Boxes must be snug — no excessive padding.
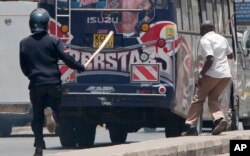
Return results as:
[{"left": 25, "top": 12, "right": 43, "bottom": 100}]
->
[
  {"left": 0, "top": 133, "right": 56, "bottom": 138},
  {"left": 45, "top": 141, "right": 139, "bottom": 151}
]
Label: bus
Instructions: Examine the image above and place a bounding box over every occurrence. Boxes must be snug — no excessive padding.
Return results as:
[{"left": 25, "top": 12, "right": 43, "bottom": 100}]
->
[
  {"left": 2, "top": 0, "right": 243, "bottom": 147},
  {"left": 35, "top": 0, "right": 241, "bottom": 148}
]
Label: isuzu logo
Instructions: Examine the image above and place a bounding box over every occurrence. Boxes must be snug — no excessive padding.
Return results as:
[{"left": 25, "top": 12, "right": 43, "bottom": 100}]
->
[{"left": 87, "top": 17, "right": 119, "bottom": 24}]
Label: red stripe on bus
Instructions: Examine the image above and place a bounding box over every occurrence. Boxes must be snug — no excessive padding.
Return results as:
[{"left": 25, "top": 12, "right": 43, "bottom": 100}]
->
[
  {"left": 136, "top": 66, "right": 156, "bottom": 80},
  {"left": 133, "top": 73, "right": 140, "bottom": 80},
  {"left": 152, "top": 65, "right": 158, "bottom": 71}
]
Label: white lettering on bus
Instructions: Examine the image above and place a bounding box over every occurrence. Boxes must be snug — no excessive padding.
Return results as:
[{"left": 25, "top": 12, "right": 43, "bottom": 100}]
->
[
  {"left": 76, "top": 49, "right": 168, "bottom": 72},
  {"left": 117, "top": 51, "right": 129, "bottom": 72},
  {"left": 106, "top": 53, "right": 117, "bottom": 70},
  {"left": 129, "top": 49, "right": 141, "bottom": 64},
  {"left": 94, "top": 54, "right": 105, "bottom": 70},
  {"left": 87, "top": 17, "right": 119, "bottom": 24}
]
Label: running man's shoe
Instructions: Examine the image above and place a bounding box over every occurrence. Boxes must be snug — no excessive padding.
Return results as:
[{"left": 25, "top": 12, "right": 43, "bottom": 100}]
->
[
  {"left": 212, "top": 117, "right": 227, "bottom": 135},
  {"left": 44, "top": 107, "right": 56, "bottom": 133}
]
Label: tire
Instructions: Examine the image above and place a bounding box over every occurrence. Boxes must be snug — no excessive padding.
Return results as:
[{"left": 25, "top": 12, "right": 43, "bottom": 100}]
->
[
  {"left": 228, "top": 101, "right": 239, "bottom": 131},
  {"left": 165, "top": 125, "right": 182, "bottom": 137},
  {"left": 227, "top": 86, "right": 239, "bottom": 131},
  {"left": 0, "top": 120, "right": 12, "bottom": 137},
  {"left": 109, "top": 124, "right": 128, "bottom": 144},
  {"left": 59, "top": 116, "right": 77, "bottom": 148},
  {"left": 229, "top": 109, "right": 239, "bottom": 130},
  {"left": 165, "top": 115, "right": 185, "bottom": 137},
  {"left": 76, "top": 120, "right": 96, "bottom": 148},
  {"left": 242, "top": 119, "right": 250, "bottom": 130},
  {"left": 55, "top": 125, "right": 60, "bottom": 136},
  {"left": 196, "top": 115, "right": 203, "bottom": 134}
]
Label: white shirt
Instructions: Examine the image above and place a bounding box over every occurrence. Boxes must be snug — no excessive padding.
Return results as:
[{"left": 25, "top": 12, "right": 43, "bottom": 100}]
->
[{"left": 199, "top": 31, "right": 232, "bottom": 78}]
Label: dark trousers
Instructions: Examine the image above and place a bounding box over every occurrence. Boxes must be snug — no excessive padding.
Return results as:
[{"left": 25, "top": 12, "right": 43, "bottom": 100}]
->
[{"left": 29, "top": 84, "right": 62, "bottom": 148}]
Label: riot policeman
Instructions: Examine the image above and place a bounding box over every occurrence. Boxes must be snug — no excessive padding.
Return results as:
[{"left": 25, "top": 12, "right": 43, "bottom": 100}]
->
[{"left": 20, "top": 8, "right": 85, "bottom": 156}]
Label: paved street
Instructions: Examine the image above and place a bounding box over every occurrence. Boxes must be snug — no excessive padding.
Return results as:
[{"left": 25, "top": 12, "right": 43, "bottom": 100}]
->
[
  {"left": 0, "top": 126, "right": 166, "bottom": 156},
  {"left": 0, "top": 122, "right": 245, "bottom": 156}
]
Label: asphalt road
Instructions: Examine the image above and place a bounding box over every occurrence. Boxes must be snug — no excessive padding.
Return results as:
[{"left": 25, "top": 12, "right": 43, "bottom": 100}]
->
[{"left": 0, "top": 127, "right": 166, "bottom": 156}]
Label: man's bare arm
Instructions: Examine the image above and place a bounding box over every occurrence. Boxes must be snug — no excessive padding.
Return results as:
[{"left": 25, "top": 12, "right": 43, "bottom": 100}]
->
[
  {"left": 227, "top": 53, "right": 234, "bottom": 59},
  {"left": 200, "top": 55, "right": 213, "bottom": 77}
]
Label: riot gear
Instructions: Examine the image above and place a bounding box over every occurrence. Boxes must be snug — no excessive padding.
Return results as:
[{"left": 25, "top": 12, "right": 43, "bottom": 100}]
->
[{"left": 29, "top": 8, "right": 50, "bottom": 33}]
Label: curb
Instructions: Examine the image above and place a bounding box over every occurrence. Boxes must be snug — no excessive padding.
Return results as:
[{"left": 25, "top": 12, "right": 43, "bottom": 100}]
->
[{"left": 48, "top": 130, "right": 250, "bottom": 156}]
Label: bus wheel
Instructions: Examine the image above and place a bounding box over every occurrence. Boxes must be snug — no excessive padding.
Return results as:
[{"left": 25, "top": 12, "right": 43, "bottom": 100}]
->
[
  {"left": 228, "top": 103, "right": 239, "bottom": 130},
  {"left": 165, "top": 115, "right": 185, "bottom": 137},
  {"left": 108, "top": 124, "right": 128, "bottom": 144},
  {"left": 165, "top": 125, "right": 182, "bottom": 137},
  {"left": 0, "top": 120, "right": 12, "bottom": 137},
  {"left": 76, "top": 121, "right": 96, "bottom": 148},
  {"left": 55, "top": 125, "right": 60, "bottom": 136},
  {"left": 59, "top": 116, "right": 77, "bottom": 148},
  {"left": 228, "top": 88, "right": 239, "bottom": 131},
  {"left": 229, "top": 108, "right": 239, "bottom": 130}
]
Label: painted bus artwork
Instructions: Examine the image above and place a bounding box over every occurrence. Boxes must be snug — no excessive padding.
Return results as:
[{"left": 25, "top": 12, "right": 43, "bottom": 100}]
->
[{"left": 2, "top": 0, "right": 250, "bottom": 148}]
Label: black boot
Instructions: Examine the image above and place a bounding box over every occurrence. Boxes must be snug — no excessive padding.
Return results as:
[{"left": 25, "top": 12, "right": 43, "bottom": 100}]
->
[
  {"left": 33, "top": 147, "right": 43, "bottom": 156},
  {"left": 181, "top": 124, "right": 198, "bottom": 136}
]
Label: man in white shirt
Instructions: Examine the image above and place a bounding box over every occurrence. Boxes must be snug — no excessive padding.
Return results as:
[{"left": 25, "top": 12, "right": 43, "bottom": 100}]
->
[{"left": 181, "top": 20, "right": 234, "bottom": 136}]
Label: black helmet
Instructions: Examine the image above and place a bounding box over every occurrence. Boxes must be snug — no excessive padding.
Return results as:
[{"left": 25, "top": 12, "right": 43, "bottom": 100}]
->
[{"left": 29, "top": 8, "right": 50, "bottom": 33}]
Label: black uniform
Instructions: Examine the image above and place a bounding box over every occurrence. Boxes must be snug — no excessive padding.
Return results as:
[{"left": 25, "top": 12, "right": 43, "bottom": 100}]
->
[{"left": 20, "top": 31, "right": 85, "bottom": 148}]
